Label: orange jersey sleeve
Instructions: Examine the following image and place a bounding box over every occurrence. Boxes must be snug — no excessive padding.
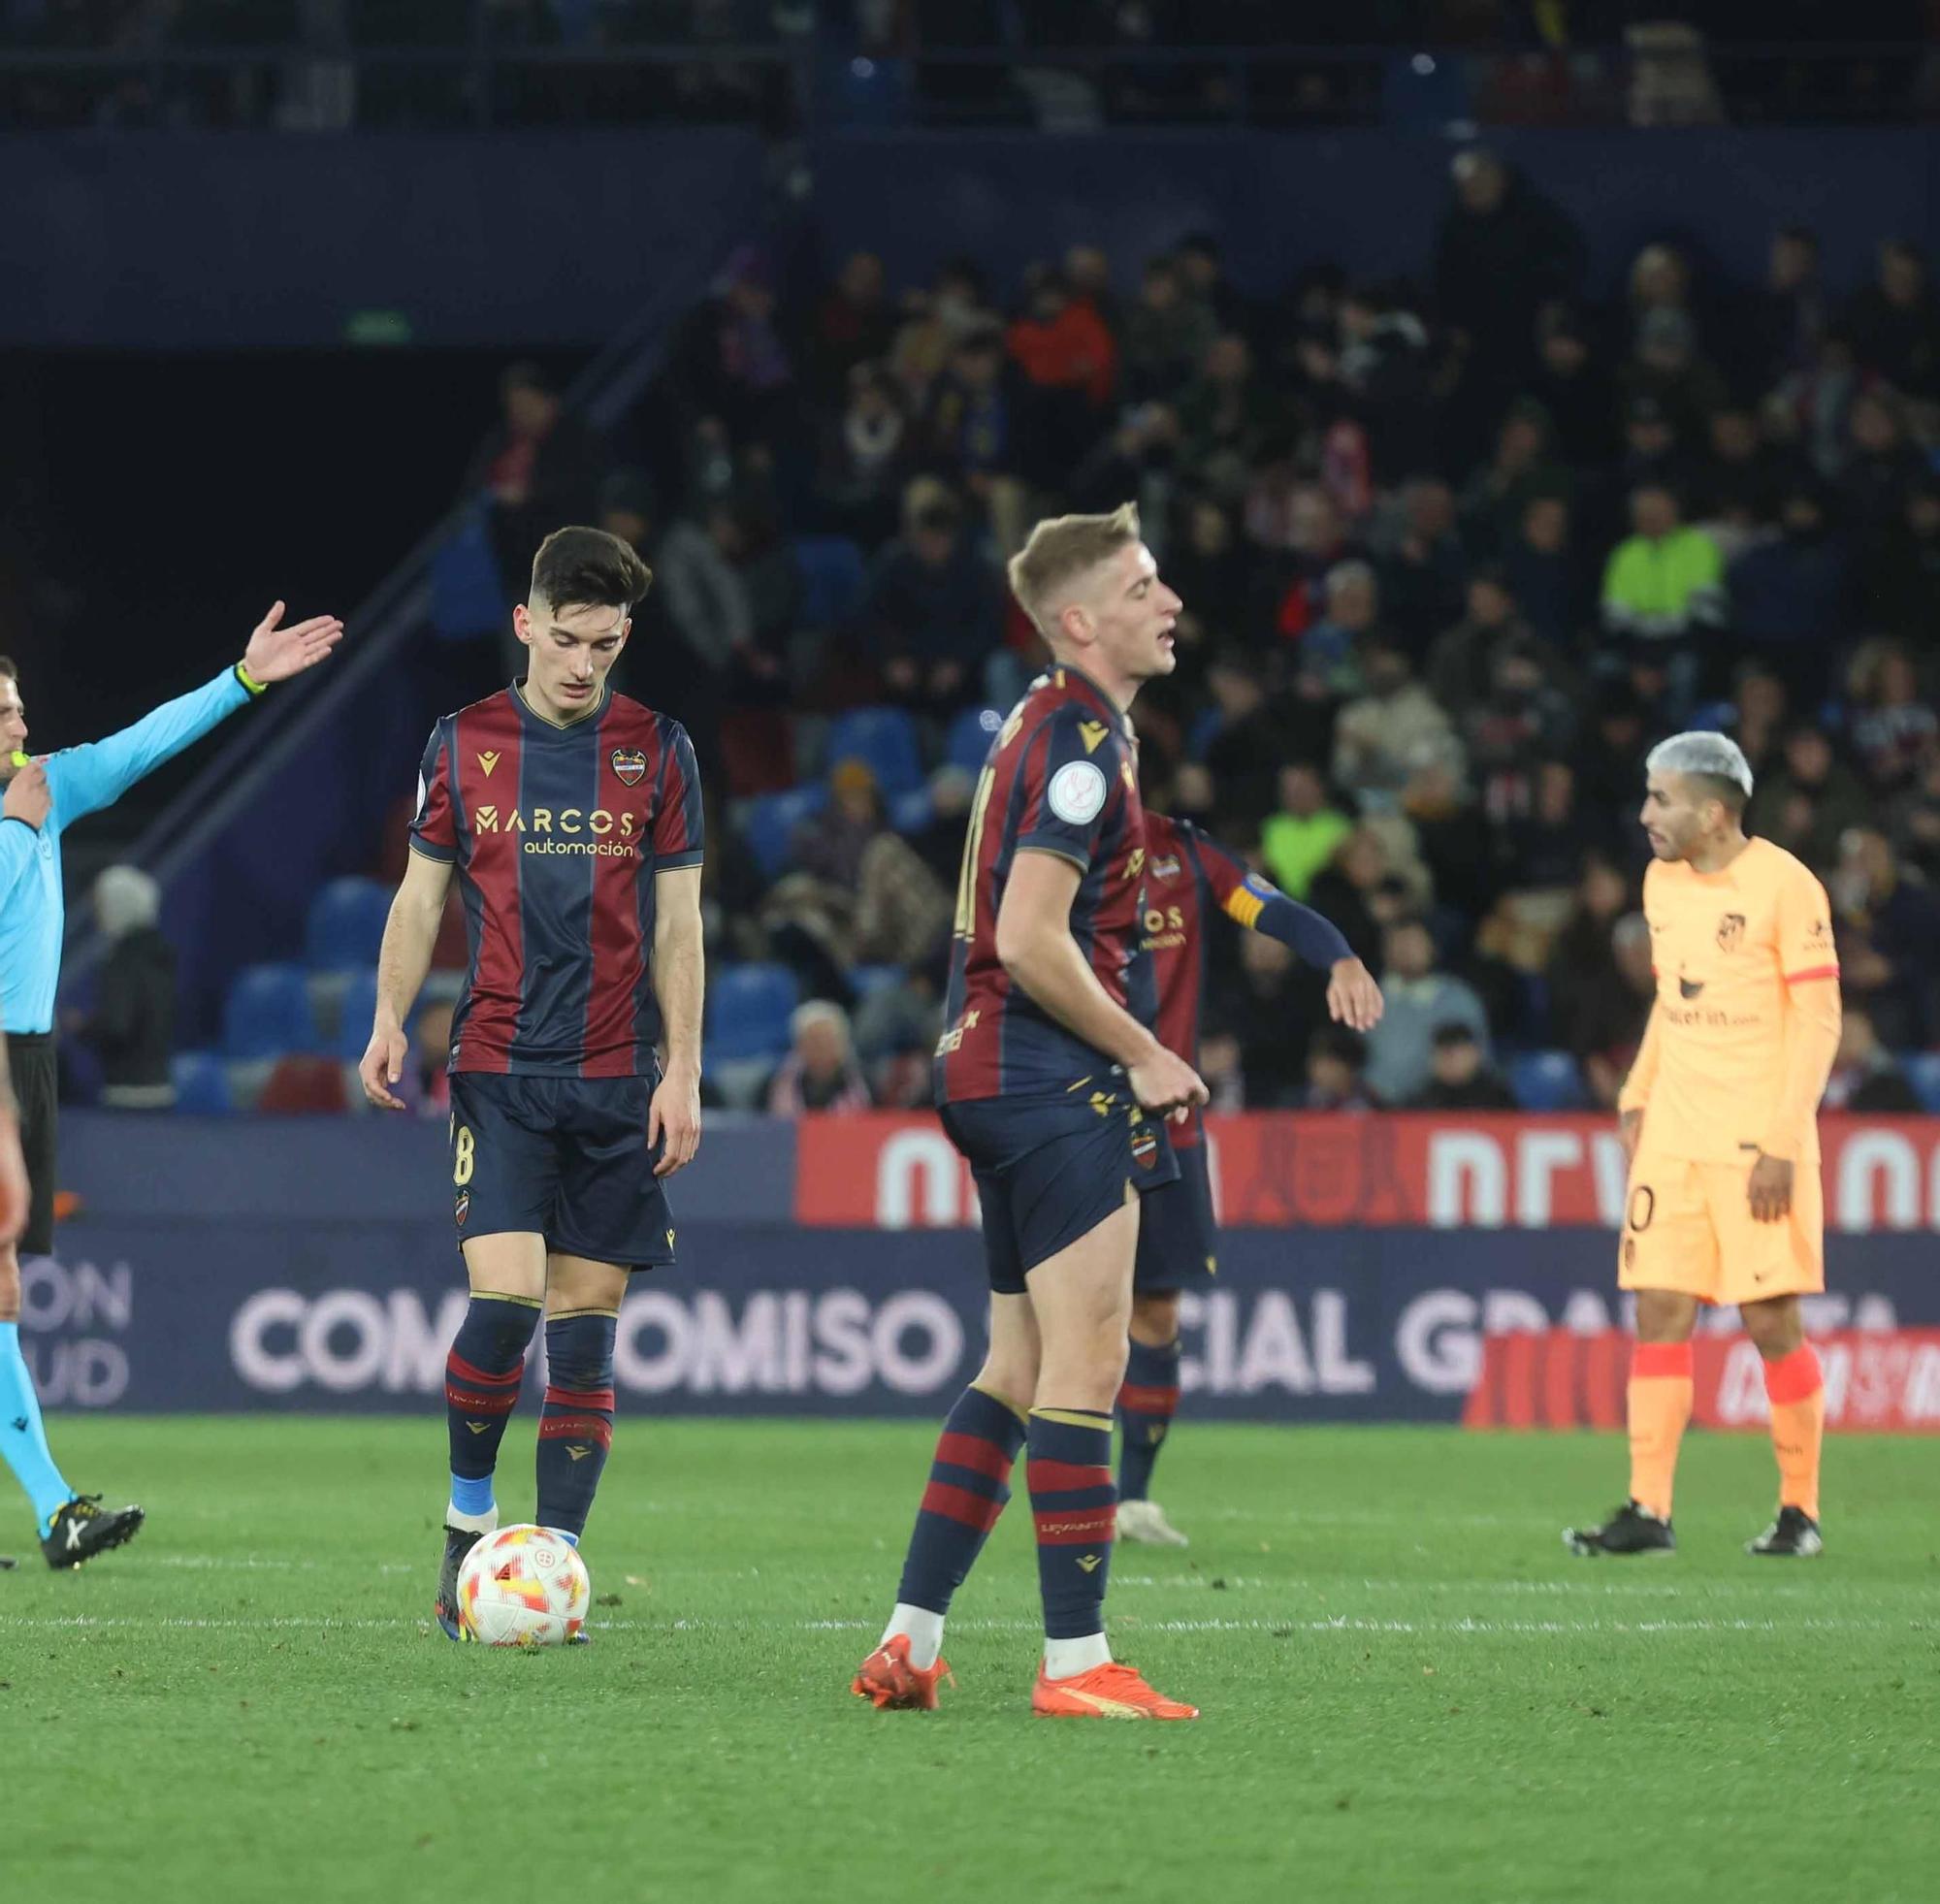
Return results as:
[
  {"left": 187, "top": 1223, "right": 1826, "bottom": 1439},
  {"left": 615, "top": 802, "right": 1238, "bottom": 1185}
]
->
[{"left": 1633, "top": 840, "right": 1839, "bottom": 1164}]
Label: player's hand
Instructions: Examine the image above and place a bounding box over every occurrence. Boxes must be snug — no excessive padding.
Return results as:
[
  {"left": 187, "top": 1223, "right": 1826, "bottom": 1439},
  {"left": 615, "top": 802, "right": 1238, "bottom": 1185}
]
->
[
  {"left": 3, "top": 758, "right": 50, "bottom": 829},
  {"left": 358, "top": 1023, "right": 409, "bottom": 1113},
  {"left": 0, "top": 1112, "right": 28, "bottom": 1246},
  {"left": 1748, "top": 1151, "right": 1794, "bottom": 1224},
  {"left": 242, "top": 601, "right": 344, "bottom": 685},
  {"left": 1326, "top": 957, "right": 1383, "bottom": 1033},
  {"left": 1619, "top": 1108, "right": 1643, "bottom": 1163},
  {"left": 1127, "top": 1048, "right": 1209, "bottom": 1118},
  {"left": 648, "top": 1062, "right": 702, "bottom": 1178}
]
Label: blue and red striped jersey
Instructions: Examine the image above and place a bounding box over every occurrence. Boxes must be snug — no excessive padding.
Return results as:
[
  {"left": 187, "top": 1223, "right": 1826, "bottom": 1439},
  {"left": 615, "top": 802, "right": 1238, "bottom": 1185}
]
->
[
  {"left": 935, "top": 663, "right": 1152, "bottom": 1104},
  {"left": 408, "top": 684, "right": 703, "bottom": 1079},
  {"left": 1144, "top": 812, "right": 1353, "bottom": 1146}
]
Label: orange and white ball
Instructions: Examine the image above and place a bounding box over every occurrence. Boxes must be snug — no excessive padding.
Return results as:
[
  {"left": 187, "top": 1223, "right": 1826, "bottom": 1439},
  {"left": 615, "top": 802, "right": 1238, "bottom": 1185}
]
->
[{"left": 456, "top": 1524, "right": 591, "bottom": 1647}]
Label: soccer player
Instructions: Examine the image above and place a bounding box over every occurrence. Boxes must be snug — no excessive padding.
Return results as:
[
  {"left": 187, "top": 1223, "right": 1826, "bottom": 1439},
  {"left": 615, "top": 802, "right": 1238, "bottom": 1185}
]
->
[
  {"left": 1116, "top": 812, "right": 1382, "bottom": 1547},
  {"left": 1566, "top": 731, "right": 1841, "bottom": 1561},
  {"left": 852, "top": 504, "right": 1209, "bottom": 1721},
  {"left": 356, "top": 527, "right": 704, "bottom": 1639},
  {"left": 0, "top": 609, "right": 343, "bottom": 1565}
]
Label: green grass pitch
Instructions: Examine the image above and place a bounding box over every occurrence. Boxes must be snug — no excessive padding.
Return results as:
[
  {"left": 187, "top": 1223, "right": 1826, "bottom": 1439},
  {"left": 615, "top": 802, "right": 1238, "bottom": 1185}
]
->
[{"left": 4, "top": 1418, "right": 1934, "bottom": 1903}]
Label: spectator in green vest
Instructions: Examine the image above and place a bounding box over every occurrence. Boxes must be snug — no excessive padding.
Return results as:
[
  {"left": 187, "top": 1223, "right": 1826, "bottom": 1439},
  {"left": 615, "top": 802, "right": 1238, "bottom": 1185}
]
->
[{"left": 1260, "top": 762, "right": 1353, "bottom": 900}]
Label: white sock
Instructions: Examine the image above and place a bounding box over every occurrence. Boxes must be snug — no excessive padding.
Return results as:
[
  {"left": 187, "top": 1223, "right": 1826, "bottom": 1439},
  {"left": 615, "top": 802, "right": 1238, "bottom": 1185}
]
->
[
  {"left": 883, "top": 1602, "right": 945, "bottom": 1671},
  {"left": 1043, "top": 1632, "right": 1112, "bottom": 1679},
  {"left": 446, "top": 1502, "right": 499, "bottom": 1535}
]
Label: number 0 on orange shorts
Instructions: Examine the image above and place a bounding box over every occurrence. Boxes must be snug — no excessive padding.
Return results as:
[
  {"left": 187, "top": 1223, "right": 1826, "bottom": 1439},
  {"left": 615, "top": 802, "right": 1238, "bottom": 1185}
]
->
[{"left": 1618, "top": 1152, "right": 1824, "bottom": 1308}]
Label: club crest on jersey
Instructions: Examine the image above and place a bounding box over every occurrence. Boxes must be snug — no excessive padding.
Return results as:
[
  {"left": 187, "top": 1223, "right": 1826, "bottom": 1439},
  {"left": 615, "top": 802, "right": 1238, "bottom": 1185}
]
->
[
  {"left": 610, "top": 746, "right": 648, "bottom": 787},
  {"left": 1150, "top": 854, "right": 1182, "bottom": 881},
  {"left": 1717, "top": 912, "right": 1746, "bottom": 952},
  {"left": 1130, "top": 1128, "right": 1160, "bottom": 1170},
  {"left": 454, "top": 1191, "right": 470, "bottom": 1226}
]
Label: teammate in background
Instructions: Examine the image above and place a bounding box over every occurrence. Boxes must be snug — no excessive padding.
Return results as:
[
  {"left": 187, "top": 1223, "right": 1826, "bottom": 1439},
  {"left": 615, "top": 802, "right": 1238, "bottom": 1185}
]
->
[
  {"left": 1567, "top": 732, "right": 1840, "bottom": 1560},
  {"left": 1117, "top": 812, "right": 1383, "bottom": 1547},
  {"left": 0, "top": 611, "right": 343, "bottom": 1565},
  {"left": 853, "top": 503, "right": 1208, "bottom": 1722},
  {"left": 358, "top": 527, "right": 705, "bottom": 1639}
]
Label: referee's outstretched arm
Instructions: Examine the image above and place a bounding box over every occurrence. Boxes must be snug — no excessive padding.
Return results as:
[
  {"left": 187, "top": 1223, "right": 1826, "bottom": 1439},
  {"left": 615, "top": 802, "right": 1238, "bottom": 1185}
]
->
[{"left": 47, "top": 602, "right": 343, "bottom": 825}]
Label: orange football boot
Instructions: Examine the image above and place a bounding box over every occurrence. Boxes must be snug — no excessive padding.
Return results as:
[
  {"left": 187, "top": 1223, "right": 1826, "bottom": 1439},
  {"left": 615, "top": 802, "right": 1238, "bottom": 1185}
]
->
[
  {"left": 1031, "top": 1660, "right": 1199, "bottom": 1720},
  {"left": 852, "top": 1633, "right": 954, "bottom": 1710}
]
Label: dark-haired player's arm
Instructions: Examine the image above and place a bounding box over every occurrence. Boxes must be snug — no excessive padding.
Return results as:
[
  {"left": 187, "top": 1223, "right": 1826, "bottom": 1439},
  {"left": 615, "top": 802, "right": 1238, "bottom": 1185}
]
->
[
  {"left": 0, "top": 1032, "right": 26, "bottom": 1247},
  {"left": 1187, "top": 828, "right": 1382, "bottom": 1032},
  {"left": 996, "top": 851, "right": 1206, "bottom": 1114},
  {"left": 649, "top": 866, "right": 704, "bottom": 1178},
  {"left": 359, "top": 848, "right": 453, "bottom": 1112}
]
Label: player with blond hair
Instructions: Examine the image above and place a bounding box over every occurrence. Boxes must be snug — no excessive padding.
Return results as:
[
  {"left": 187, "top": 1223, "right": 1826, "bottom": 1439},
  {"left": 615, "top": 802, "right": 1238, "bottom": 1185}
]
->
[
  {"left": 852, "top": 503, "right": 1208, "bottom": 1720},
  {"left": 1567, "top": 731, "right": 1841, "bottom": 1560}
]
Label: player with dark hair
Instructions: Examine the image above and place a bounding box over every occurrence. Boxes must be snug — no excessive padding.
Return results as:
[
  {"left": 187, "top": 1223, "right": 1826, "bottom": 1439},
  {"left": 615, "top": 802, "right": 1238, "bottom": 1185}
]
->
[
  {"left": 357, "top": 526, "right": 706, "bottom": 1638},
  {"left": 1116, "top": 813, "right": 1382, "bottom": 1547},
  {"left": 853, "top": 503, "right": 1208, "bottom": 1721},
  {"left": 0, "top": 609, "right": 343, "bottom": 1565},
  {"left": 1567, "top": 731, "right": 1841, "bottom": 1560}
]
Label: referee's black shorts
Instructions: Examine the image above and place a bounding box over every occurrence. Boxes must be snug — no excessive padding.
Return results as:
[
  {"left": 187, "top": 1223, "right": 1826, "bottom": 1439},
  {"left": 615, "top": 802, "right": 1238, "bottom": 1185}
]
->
[{"left": 6, "top": 1031, "right": 56, "bottom": 1258}]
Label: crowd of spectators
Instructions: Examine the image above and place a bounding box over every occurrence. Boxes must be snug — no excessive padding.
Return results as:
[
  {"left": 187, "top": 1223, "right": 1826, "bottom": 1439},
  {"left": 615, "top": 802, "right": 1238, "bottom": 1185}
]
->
[
  {"left": 7, "top": 6, "right": 1939, "bottom": 132},
  {"left": 429, "top": 145, "right": 1940, "bottom": 1115}
]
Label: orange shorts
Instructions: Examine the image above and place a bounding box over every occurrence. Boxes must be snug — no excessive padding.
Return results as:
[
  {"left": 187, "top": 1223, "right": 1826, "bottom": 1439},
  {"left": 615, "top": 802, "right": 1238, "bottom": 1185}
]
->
[{"left": 1617, "top": 1152, "right": 1824, "bottom": 1308}]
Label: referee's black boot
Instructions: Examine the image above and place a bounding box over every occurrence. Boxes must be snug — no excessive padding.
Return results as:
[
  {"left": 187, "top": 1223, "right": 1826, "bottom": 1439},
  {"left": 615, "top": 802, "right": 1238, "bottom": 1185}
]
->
[{"left": 42, "top": 1494, "right": 145, "bottom": 1568}]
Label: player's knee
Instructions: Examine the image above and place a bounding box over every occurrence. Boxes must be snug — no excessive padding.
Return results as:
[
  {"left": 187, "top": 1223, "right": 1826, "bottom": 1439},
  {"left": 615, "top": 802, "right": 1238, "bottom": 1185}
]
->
[
  {"left": 1740, "top": 1296, "right": 1803, "bottom": 1358},
  {"left": 0, "top": 1242, "right": 18, "bottom": 1322},
  {"left": 1633, "top": 1288, "right": 1698, "bottom": 1342},
  {"left": 1130, "top": 1292, "right": 1180, "bottom": 1345}
]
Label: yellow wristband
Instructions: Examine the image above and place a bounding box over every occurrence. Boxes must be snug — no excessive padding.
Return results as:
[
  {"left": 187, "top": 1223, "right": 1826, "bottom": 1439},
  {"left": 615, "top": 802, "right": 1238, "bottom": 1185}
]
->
[{"left": 235, "top": 662, "right": 268, "bottom": 696}]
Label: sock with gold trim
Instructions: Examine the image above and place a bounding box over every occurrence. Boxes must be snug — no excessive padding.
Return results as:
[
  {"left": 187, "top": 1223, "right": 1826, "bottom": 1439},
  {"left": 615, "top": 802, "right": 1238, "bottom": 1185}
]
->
[
  {"left": 444, "top": 1293, "right": 540, "bottom": 1521},
  {"left": 1027, "top": 1407, "right": 1116, "bottom": 1648}
]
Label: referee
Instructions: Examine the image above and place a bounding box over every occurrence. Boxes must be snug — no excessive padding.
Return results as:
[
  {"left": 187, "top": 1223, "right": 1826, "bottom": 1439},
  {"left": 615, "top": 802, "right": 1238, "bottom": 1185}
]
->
[{"left": 0, "top": 602, "right": 341, "bottom": 1568}]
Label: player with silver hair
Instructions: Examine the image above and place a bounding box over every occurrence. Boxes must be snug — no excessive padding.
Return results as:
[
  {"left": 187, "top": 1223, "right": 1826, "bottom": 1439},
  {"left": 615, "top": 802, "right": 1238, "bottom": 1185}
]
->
[
  {"left": 1643, "top": 730, "right": 1756, "bottom": 802},
  {"left": 1566, "top": 722, "right": 1842, "bottom": 1562}
]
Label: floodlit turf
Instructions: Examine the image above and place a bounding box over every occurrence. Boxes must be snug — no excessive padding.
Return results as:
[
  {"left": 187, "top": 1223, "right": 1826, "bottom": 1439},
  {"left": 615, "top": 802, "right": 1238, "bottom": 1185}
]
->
[{"left": 3, "top": 1419, "right": 1934, "bottom": 1904}]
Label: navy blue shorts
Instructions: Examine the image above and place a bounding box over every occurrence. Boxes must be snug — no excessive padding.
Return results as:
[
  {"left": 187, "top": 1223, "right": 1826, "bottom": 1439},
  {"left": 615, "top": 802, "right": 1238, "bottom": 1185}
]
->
[
  {"left": 448, "top": 1072, "right": 676, "bottom": 1271},
  {"left": 941, "top": 1081, "right": 1180, "bottom": 1295},
  {"left": 1133, "top": 1140, "right": 1218, "bottom": 1291}
]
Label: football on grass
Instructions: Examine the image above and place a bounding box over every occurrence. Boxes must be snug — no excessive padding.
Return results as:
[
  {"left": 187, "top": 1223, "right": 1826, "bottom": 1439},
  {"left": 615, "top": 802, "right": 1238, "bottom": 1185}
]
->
[{"left": 457, "top": 1524, "right": 591, "bottom": 1647}]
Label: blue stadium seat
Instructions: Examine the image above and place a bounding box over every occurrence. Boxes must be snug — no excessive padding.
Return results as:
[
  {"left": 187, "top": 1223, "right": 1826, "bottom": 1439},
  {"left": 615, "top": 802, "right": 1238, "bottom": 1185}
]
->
[
  {"left": 171, "top": 1050, "right": 232, "bottom": 1114},
  {"left": 890, "top": 786, "right": 934, "bottom": 834},
  {"left": 792, "top": 535, "right": 867, "bottom": 630},
  {"left": 223, "top": 963, "right": 320, "bottom": 1060},
  {"left": 706, "top": 962, "right": 800, "bottom": 1063},
  {"left": 741, "top": 786, "right": 826, "bottom": 880},
  {"left": 850, "top": 963, "right": 905, "bottom": 1000},
  {"left": 305, "top": 877, "right": 394, "bottom": 970},
  {"left": 1508, "top": 1049, "right": 1588, "bottom": 1112},
  {"left": 946, "top": 705, "right": 1005, "bottom": 775},
  {"left": 826, "top": 706, "right": 923, "bottom": 798},
  {"left": 1906, "top": 1052, "right": 1940, "bottom": 1113},
  {"left": 429, "top": 504, "right": 508, "bottom": 643}
]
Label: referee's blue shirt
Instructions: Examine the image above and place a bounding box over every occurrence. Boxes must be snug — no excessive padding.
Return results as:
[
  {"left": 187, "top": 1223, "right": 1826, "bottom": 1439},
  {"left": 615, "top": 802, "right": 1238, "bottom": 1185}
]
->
[{"left": 0, "top": 667, "right": 253, "bottom": 1035}]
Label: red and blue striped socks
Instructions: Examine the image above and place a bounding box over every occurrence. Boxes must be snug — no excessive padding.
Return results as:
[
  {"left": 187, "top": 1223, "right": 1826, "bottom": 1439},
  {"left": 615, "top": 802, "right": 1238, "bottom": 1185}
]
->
[
  {"left": 1117, "top": 1336, "right": 1182, "bottom": 1501},
  {"left": 534, "top": 1309, "right": 618, "bottom": 1543},
  {"left": 443, "top": 1292, "right": 540, "bottom": 1523},
  {"left": 894, "top": 1384, "right": 1029, "bottom": 1621},
  {"left": 1027, "top": 1407, "right": 1117, "bottom": 1641}
]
